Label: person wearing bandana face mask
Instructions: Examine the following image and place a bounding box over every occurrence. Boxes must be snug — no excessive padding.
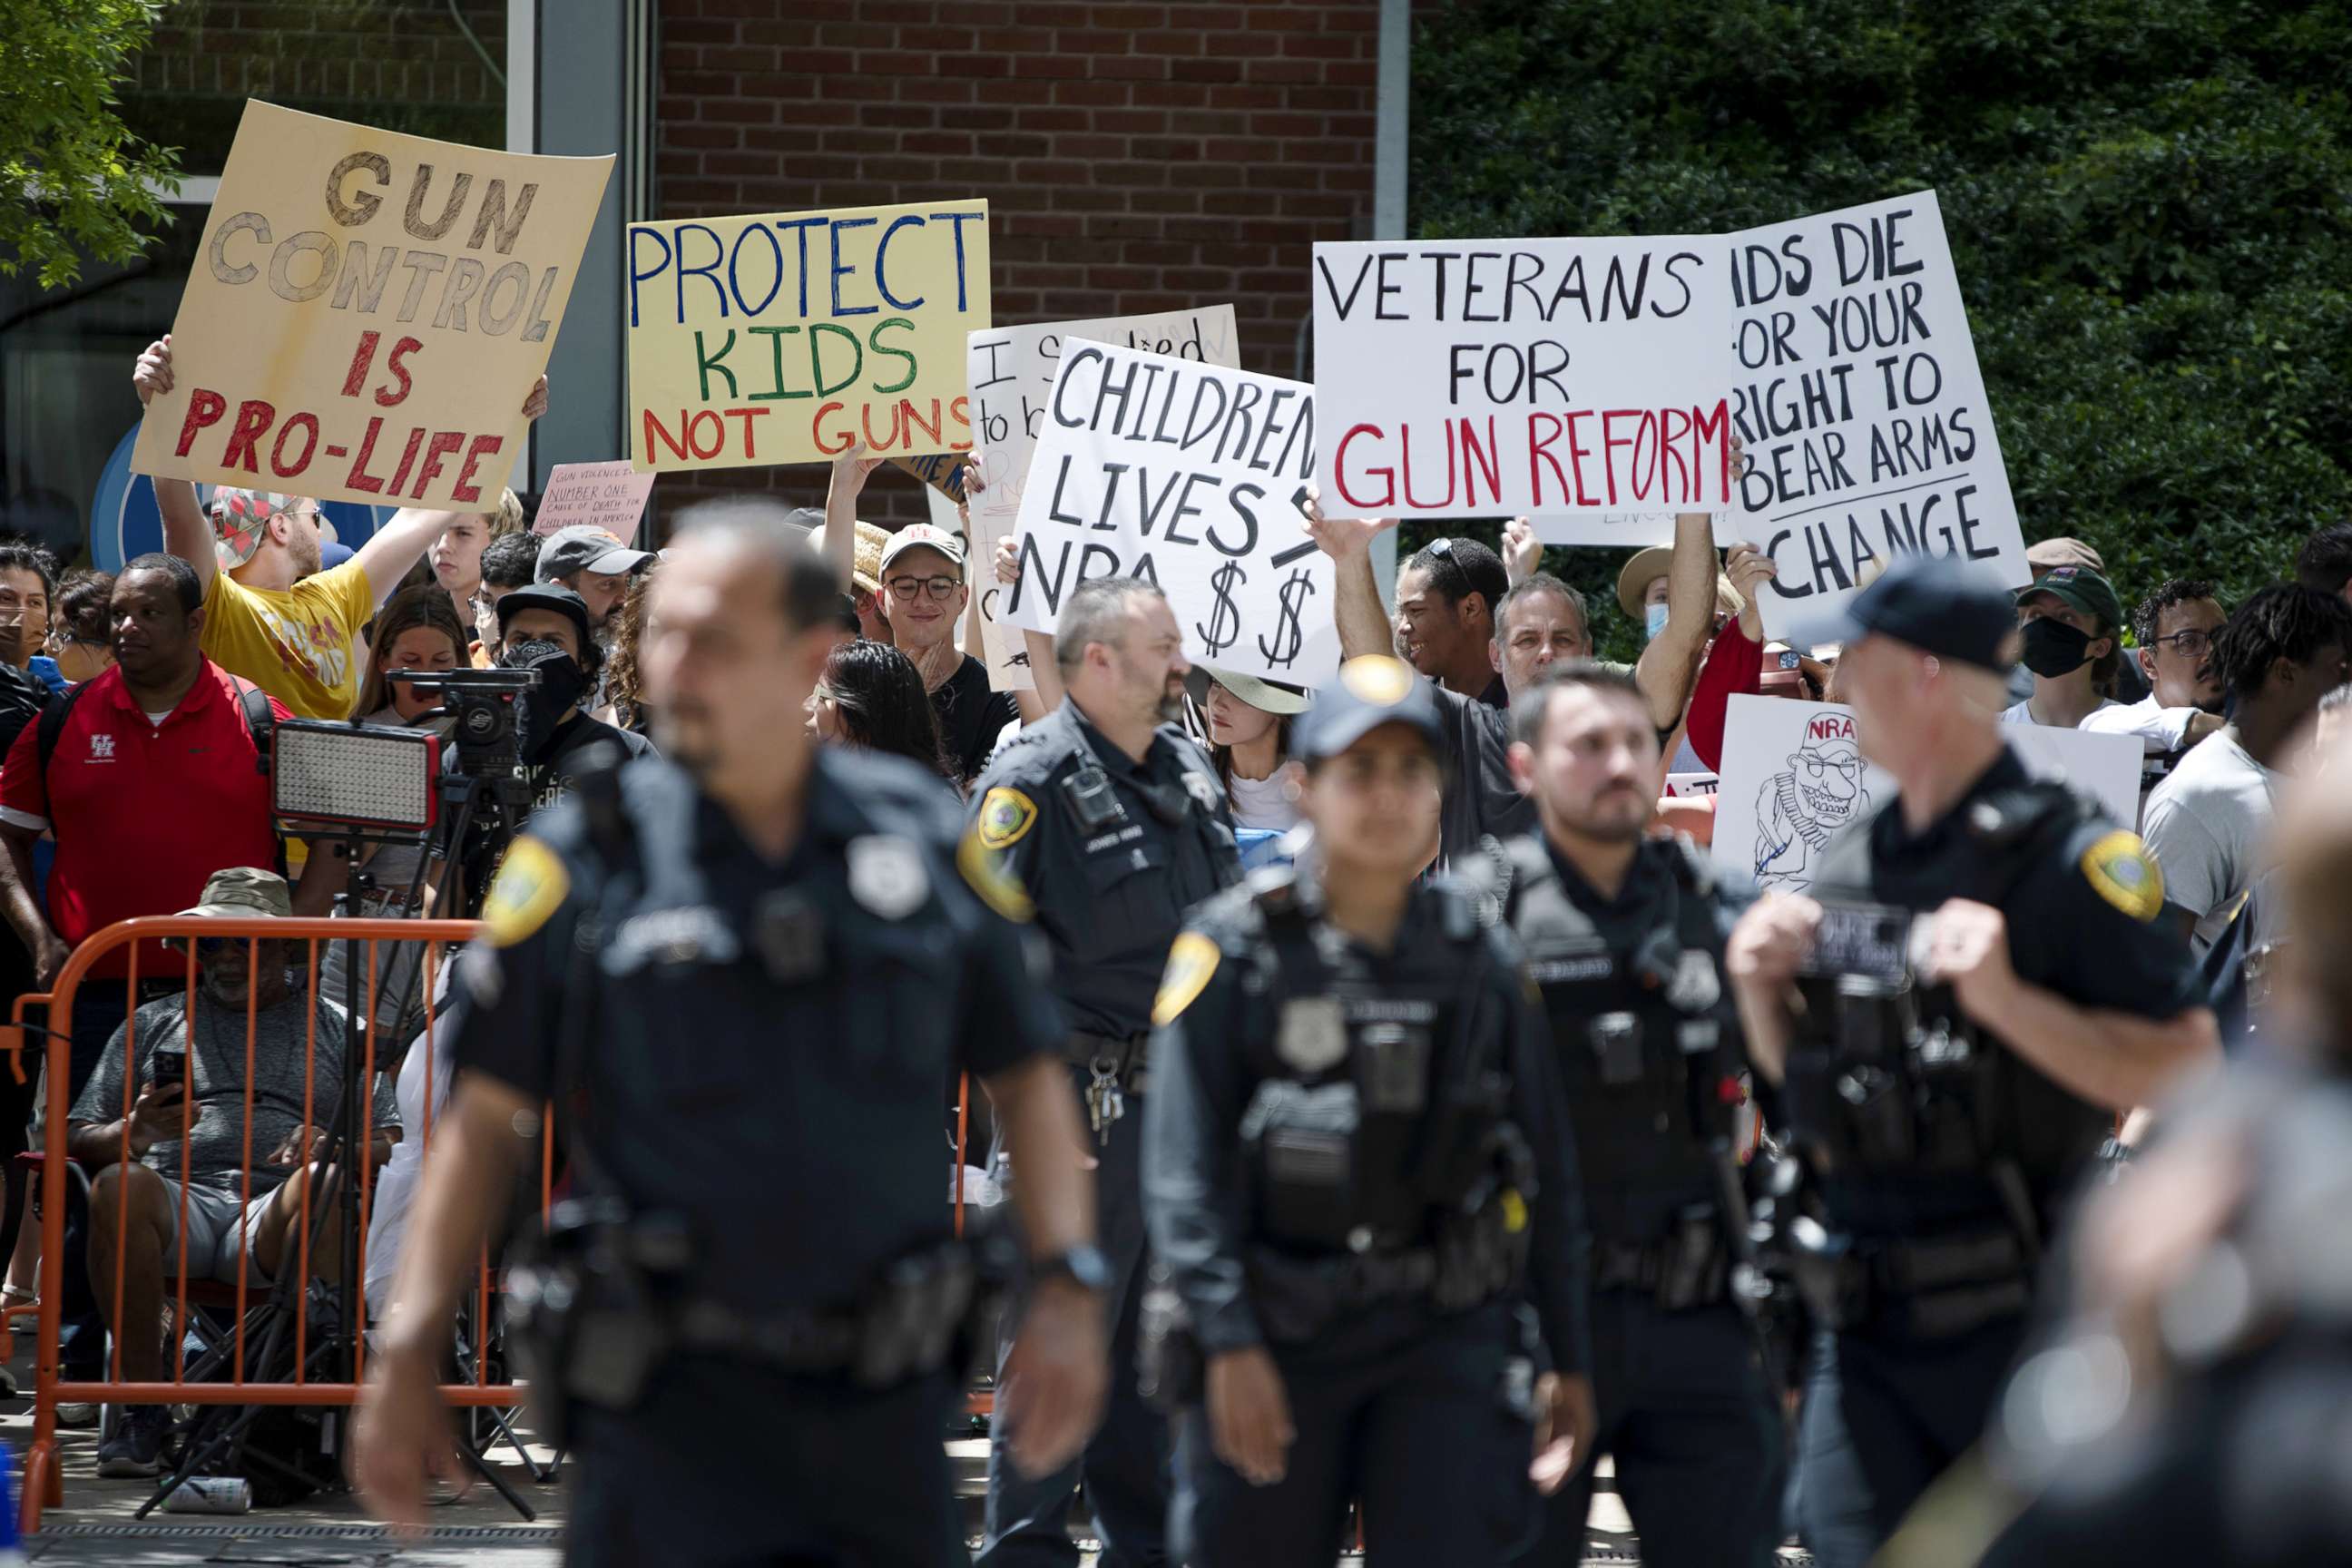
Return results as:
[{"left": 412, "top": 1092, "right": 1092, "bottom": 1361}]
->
[
  {"left": 490, "top": 584, "right": 656, "bottom": 818},
  {"left": 2002, "top": 566, "right": 2126, "bottom": 730}
]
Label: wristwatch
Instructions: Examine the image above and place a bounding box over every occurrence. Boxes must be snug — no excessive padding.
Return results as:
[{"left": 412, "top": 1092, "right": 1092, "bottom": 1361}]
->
[{"left": 1030, "top": 1245, "right": 1113, "bottom": 1296}]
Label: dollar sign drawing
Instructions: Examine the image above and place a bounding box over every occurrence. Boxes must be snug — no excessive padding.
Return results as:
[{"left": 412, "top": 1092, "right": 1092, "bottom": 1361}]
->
[
  {"left": 1258, "top": 568, "right": 1316, "bottom": 671},
  {"left": 1196, "top": 562, "right": 1244, "bottom": 659}
]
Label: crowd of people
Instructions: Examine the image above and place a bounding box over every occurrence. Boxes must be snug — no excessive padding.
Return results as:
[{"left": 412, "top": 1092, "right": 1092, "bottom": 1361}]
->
[{"left": 0, "top": 319, "right": 2339, "bottom": 1564}]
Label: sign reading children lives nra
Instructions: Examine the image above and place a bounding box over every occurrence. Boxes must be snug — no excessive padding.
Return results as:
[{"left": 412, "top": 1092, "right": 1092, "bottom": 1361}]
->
[
  {"left": 132, "top": 102, "right": 612, "bottom": 510},
  {"left": 1004, "top": 340, "right": 1339, "bottom": 688},
  {"left": 626, "top": 199, "right": 990, "bottom": 472}
]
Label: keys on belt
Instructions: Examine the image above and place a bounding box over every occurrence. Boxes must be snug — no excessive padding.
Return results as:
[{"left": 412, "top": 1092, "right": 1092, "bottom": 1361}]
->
[{"left": 1070, "top": 1033, "right": 1149, "bottom": 1143}]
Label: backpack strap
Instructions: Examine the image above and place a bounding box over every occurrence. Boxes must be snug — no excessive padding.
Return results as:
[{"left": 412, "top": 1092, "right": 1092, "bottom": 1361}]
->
[
  {"left": 231, "top": 677, "right": 275, "bottom": 777},
  {"left": 34, "top": 681, "right": 89, "bottom": 799}
]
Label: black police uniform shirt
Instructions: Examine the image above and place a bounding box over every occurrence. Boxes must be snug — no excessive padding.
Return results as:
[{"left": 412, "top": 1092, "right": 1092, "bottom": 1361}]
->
[
  {"left": 1143, "top": 872, "right": 1592, "bottom": 1374},
  {"left": 966, "top": 698, "right": 1241, "bottom": 1041},
  {"left": 1428, "top": 680, "right": 1535, "bottom": 869},
  {"left": 452, "top": 746, "right": 1065, "bottom": 1312},
  {"left": 1809, "top": 744, "right": 2193, "bottom": 1234},
  {"left": 932, "top": 653, "right": 1021, "bottom": 787}
]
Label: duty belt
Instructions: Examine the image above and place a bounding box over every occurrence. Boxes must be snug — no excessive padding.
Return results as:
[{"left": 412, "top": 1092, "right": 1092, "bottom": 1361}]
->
[
  {"left": 1593, "top": 1210, "right": 1731, "bottom": 1311},
  {"left": 1066, "top": 1030, "right": 1150, "bottom": 1093},
  {"left": 1249, "top": 1244, "right": 1440, "bottom": 1313},
  {"left": 1796, "top": 1224, "right": 2032, "bottom": 1342}
]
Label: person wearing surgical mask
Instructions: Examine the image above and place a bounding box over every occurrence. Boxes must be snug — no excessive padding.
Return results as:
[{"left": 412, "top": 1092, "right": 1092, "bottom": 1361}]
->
[
  {"left": 2002, "top": 564, "right": 2126, "bottom": 730},
  {"left": 489, "top": 583, "right": 656, "bottom": 817}
]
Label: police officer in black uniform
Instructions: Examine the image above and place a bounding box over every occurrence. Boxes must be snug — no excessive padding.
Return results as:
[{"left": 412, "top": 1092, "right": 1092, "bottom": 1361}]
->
[
  {"left": 355, "top": 505, "right": 1111, "bottom": 1567},
  {"left": 966, "top": 575, "right": 1242, "bottom": 1568},
  {"left": 1142, "top": 654, "right": 1595, "bottom": 1567},
  {"left": 1723, "top": 552, "right": 2216, "bottom": 1568},
  {"left": 1491, "top": 662, "right": 1783, "bottom": 1568}
]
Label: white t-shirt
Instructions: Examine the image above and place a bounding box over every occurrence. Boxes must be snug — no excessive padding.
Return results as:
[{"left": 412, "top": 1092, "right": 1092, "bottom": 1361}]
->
[
  {"left": 2000, "top": 695, "right": 2121, "bottom": 728},
  {"left": 1226, "top": 765, "right": 1301, "bottom": 832},
  {"left": 2141, "top": 728, "right": 2279, "bottom": 953},
  {"left": 364, "top": 1009, "right": 456, "bottom": 1321},
  {"left": 2081, "top": 694, "right": 2210, "bottom": 755}
]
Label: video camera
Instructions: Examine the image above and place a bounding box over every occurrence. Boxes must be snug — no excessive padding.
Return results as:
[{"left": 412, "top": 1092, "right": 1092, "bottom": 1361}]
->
[{"left": 387, "top": 666, "right": 539, "bottom": 779}]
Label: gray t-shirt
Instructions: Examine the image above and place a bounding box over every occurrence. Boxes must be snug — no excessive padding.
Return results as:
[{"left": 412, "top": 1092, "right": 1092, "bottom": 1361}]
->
[
  {"left": 72, "top": 982, "right": 400, "bottom": 1196},
  {"left": 2142, "top": 728, "right": 2280, "bottom": 954}
]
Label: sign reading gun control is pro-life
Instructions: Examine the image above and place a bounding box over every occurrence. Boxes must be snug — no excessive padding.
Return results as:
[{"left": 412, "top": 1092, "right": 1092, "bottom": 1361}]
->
[
  {"left": 1004, "top": 340, "right": 1340, "bottom": 688},
  {"left": 1310, "top": 234, "right": 1736, "bottom": 522},
  {"left": 132, "top": 102, "right": 612, "bottom": 509},
  {"left": 625, "top": 199, "right": 989, "bottom": 472}
]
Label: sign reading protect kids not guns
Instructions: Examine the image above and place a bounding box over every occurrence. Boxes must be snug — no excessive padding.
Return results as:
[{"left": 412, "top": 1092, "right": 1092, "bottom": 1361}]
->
[
  {"left": 133, "top": 102, "right": 612, "bottom": 509},
  {"left": 625, "top": 200, "right": 990, "bottom": 472}
]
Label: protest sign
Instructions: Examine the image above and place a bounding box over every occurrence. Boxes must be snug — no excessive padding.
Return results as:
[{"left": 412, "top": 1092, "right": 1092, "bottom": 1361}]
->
[
  {"left": 533, "top": 460, "right": 656, "bottom": 543},
  {"left": 1529, "top": 511, "right": 1740, "bottom": 549},
  {"left": 1720, "top": 192, "right": 2024, "bottom": 635},
  {"left": 1711, "top": 695, "right": 2141, "bottom": 895},
  {"left": 1004, "top": 340, "right": 1338, "bottom": 687},
  {"left": 925, "top": 485, "right": 1032, "bottom": 691},
  {"left": 132, "top": 102, "right": 611, "bottom": 510},
  {"left": 893, "top": 451, "right": 968, "bottom": 504},
  {"left": 1310, "top": 237, "right": 1733, "bottom": 522},
  {"left": 1664, "top": 771, "right": 1720, "bottom": 798},
  {"left": 625, "top": 199, "right": 988, "bottom": 473}
]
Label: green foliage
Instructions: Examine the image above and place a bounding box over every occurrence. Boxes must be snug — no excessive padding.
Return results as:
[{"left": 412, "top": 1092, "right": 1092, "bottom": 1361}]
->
[
  {"left": 1411, "top": 0, "right": 2352, "bottom": 662},
  {"left": 0, "top": 0, "right": 181, "bottom": 289}
]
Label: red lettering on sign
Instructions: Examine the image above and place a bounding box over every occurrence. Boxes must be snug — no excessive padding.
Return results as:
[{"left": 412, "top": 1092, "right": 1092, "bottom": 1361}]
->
[
  {"left": 450, "top": 434, "right": 505, "bottom": 503},
  {"left": 174, "top": 389, "right": 229, "bottom": 458},
  {"left": 220, "top": 400, "right": 277, "bottom": 475}
]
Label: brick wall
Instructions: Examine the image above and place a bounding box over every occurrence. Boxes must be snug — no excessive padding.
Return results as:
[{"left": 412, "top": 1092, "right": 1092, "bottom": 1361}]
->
[{"left": 654, "top": 0, "right": 1383, "bottom": 524}]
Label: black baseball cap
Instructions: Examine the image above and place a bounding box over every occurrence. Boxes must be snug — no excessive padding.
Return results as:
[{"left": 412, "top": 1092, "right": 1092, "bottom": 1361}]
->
[
  {"left": 1295, "top": 655, "right": 1444, "bottom": 761},
  {"left": 1786, "top": 552, "right": 2021, "bottom": 672},
  {"left": 495, "top": 583, "right": 595, "bottom": 651}
]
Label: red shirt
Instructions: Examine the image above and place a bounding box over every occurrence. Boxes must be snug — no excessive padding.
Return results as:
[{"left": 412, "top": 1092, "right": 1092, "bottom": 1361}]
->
[{"left": 0, "top": 662, "right": 289, "bottom": 979}]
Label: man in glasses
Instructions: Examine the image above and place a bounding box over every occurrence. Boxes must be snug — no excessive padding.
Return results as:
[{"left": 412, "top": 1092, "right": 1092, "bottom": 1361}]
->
[
  {"left": 877, "top": 523, "right": 1018, "bottom": 787},
  {"left": 2082, "top": 580, "right": 2229, "bottom": 769}
]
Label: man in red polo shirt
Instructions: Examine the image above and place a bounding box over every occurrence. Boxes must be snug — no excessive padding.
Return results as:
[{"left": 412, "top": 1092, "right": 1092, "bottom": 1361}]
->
[{"left": 0, "top": 553, "right": 321, "bottom": 1101}]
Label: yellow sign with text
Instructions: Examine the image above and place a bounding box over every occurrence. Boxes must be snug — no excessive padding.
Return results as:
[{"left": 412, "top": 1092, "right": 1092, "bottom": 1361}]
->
[{"left": 624, "top": 200, "right": 990, "bottom": 472}]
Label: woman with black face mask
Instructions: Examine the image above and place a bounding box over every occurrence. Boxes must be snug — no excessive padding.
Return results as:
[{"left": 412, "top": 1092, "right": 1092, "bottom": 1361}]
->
[{"left": 2003, "top": 565, "right": 2128, "bottom": 730}]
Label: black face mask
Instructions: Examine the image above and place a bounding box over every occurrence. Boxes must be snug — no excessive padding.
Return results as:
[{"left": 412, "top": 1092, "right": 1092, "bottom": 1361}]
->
[
  {"left": 2019, "top": 617, "right": 2095, "bottom": 679},
  {"left": 503, "top": 638, "right": 588, "bottom": 756}
]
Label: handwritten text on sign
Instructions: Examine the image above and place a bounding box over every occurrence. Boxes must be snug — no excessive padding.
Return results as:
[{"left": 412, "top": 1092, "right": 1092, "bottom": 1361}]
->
[
  {"left": 533, "top": 460, "right": 657, "bottom": 544},
  {"left": 132, "top": 102, "right": 612, "bottom": 509},
  {"left": 1004, "top": 341, "right": 1339, "bottom": 687},
  {"left": 1723, "top": 192, "right": 2024, "bottom": 635},
  {"left": 625, "top": 200, "right": 989, "bottom": 472},
  {"left": 1310, "top": 237, "right": 1733, "bottom": 520}
]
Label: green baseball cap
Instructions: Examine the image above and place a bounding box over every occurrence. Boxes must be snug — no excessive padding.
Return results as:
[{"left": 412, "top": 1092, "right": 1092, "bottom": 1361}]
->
[
  {"left": 175, "top": 867, "right": 294, "bottom": 922},
  {"left": 2017, "top": 565, "right": 2124, "bottom": 633}
]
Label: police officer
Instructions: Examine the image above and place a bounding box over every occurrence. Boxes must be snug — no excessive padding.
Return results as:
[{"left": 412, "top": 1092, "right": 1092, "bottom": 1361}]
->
[
  {"left": 966, "top": 575, "right": 1242, "bottom": 1568},
  {"left": 1142, "top": 654, "right": 1595, "bottom": 1567},
  {"left": 354, "top": 505, "right": 1110, "bottom": 1566},
  {"left": 1723, "top": 552, "right": 2218, "bottom": 1568},
  {"left": 1492, "top": 662, "right": 1783, "bottom": 1567},
  {"left": 1977, "top": 723, "right": 2352, "bottom": 1567}
]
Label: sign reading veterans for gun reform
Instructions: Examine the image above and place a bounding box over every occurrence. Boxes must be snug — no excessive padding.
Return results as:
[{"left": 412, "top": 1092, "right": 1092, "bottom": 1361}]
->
[
  {"left": 1723, "top": 191, "right": 2024, "bottom": 635},
  {"left": 1004, "top": 340, "right": 1339, "bottom": 688},
  {"left": 625, "top": 199, "right": 989, "bottom": 472},
  {"left": 1310, "top": 235, "right": 1735, "bottom": 523},
  {"left": 132, "top": 102, "right": 612, "bottom": 510}
]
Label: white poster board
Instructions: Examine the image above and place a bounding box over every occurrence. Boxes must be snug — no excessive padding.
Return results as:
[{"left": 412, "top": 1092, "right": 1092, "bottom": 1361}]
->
[
  {"left": 1711, "top": 695, "right": 2143, "bottom": 894},
  {"left": 1004, "top": 340, "right": 1338, "bottom": 687},
  {"left": 924, "top": 485, "right": 1032, "bottom": 691},
  {"left": 1311, "top": 235, "right": 1735, "bottom": 522}
]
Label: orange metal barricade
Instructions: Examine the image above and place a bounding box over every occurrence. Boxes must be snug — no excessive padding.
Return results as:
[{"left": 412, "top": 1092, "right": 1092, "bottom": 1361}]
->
[{"left": 6, "top": 914, "right": 523, "bottom": 1534}]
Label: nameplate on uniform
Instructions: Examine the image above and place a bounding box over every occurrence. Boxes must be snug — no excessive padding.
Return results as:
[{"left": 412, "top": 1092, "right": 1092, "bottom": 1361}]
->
[
  {"left": 1528, "top": 946, "right": 1612, "bottom": 985},
  {"left": 1803, "top": 901, "right": 1914, "bottom": 982}
]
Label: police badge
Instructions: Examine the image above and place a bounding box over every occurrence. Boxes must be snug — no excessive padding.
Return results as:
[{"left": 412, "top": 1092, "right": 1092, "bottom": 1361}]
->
[
  {"left": 1276, "top": 996, "right": 1349, "bottom": 1074},
  {"left": 1666, "top": 948, "right": 1721, "bottom": 1013},
  {"left": 847, "top": 836, "right": 928, "bottom": 920}
]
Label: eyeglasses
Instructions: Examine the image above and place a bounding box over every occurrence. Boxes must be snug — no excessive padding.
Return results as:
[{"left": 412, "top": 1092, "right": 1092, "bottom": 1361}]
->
[
  {"left": 886, "top": 575, "right": 963, "bottom": 603},
  {"left": 2148, "top": 628, "right": 2213, "bottom": 658}
]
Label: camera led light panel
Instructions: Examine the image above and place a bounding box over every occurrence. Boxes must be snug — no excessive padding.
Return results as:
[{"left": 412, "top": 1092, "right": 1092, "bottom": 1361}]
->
[{"left": 272, "top": 720, "right": 440, "bottom": 834}]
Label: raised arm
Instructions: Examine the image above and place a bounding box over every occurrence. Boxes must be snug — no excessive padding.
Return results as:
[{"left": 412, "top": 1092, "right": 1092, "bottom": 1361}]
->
[
  {"left": 132, "top": 338, "right": 218, "bottom": 594},
  {"left": 992, "top": 534, "right": 1065, "bottom": 720},
  {"left": 1632, "top": 509, "right": 1717, "bottom": 732},
  {"left": 822, "top": 441, "right": 886, "bottom": 593},
  {"left": 1300, "top": 493, "right": 1396, "bottom": 662}
]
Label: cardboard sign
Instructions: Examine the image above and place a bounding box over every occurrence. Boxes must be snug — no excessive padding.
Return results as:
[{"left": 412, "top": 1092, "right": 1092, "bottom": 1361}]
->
[
  {"left": 132, "top": 102, "right": 612, "bottom": 509},
  {"left": 1722, "top": 192, "right": 2023, "bottom": 636},
  {"left": 625, "top": 199, "right": 989, "bottom": 472},
  {"left": 532, "top": 460, "right": 656, "bottom": 543},
  {"left": 1310, "top": 237, "right": 1734, "bottom": 522},
  {"left": 1712, "top": 695, "right": 2143, "bottom": 895},
  {"left": 1004, "top": 340, "right": 1339, "bottom": 687},
  {"left": 924, "top": 485, "right": 1032, "bottom": 691},
  {"left": 1664, "top": 771, "right": 1720, "bottom": 798},
  {"left": 892, "top": 450, "right": 968, "bottom": 504}
]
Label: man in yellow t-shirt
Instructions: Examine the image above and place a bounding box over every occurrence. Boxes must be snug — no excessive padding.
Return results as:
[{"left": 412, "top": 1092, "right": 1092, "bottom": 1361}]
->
[{"left": 132, "top": 336, "right": 550, "bottom": 720}]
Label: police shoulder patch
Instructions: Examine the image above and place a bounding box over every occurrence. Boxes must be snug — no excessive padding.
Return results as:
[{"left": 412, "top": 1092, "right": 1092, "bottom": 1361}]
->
[
  {"left": 1152, "top": 932, "right": 1223, "bottom": 1026},
  {"left": 482, "top": 836, "right": 569, "bottom": 947},
  {"left": 958, "top": 828, "right": 1034, "bottom": 924},
  {"left": 975, "top": 787, "right": 1038, "bottom": 849},
  {"left": 2081, "top": 829, "right": 2163, "bottom": 923}
]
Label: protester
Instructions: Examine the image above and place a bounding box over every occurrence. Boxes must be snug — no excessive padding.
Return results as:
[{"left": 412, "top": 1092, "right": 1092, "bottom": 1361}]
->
[
  {"left": 44, "top": 570, "right": 115, "bottom": 685},
  {"left": 1190, "top": 664, "right": 1305, "bottom": 830},
  {"left": 424, "top": 488, "right": 520, "bottom": 630},
  {"left": 593, "top": 566, "right": 656, "bottom": 735},
  {"left": 493, "top": 583, "right": 656, "bottom": 813},
  {"left": 1393, "top": 535, "right": 1512, "bottom": 703},
  {"left": 470, "top": 532, "right": 540, "bottom": 667},
  {"left": 0, "top": 539, "right": 58, "bottom": 671},
  {"left": 2005, "top": 537, "right": 2150, "bottom": 707},
  {"left": 67, "top": 867, "right": 398, "bottom": 1477},
  {"left": 876, "top": 524, "right": 1019, "bottom": 785},
  {"left": 132, "top": 337, "right": 548, "bottom": 720},
  {"left": 1614, "top": 540, "right": 1746, "bottom": 645},
  {"left": 809, "top": 514, "right": 893, "bottom": 645},
  {"left": 2143, "top": 585, "right": 2352, "bottom": 952},
  {"left": 807, "top": 639, "right": 956, "bottom": 786},
  {"left": 2082, "top": 578, "right": 2229, "bottom": 758},
  {"left": 2293, "top": 519, "right": 2352, "bottom": 603},
  {"left": 534, "top": 524, "right": 652, "bottom": 644},
  {"left": 2004, "top": 565, "right": 2125, "bottom": 728}
]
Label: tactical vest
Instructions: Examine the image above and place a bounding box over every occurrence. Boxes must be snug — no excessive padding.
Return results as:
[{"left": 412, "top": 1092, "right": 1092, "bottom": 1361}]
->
[
  {"left": 1496, "top": 836, "right": 1741, "bottom": 1241},
  {"left": 1787, "top": 782, "right": 2116, "bottom": 1200}
]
